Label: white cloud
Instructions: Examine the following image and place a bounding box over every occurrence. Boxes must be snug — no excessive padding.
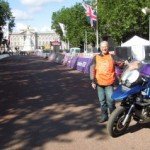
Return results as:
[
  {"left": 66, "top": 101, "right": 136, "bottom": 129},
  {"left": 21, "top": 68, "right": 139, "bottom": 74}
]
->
[
  {"left": 28, "top": 6, "right": 43, "bottom": 13},
  {"left": 19, "top": 0, "right": 64, "bottom": 15},
  {"left": 39, "top": 26, "right": 51, "bottom": 32},
  {"left": 19, "top": 0, "right": 63, "bottom": 14},
  {"left": 14, "top": 23, "right": 28, "bottom": 32},
  {"left": 12, "top": 9, "right": 33, "bottom": 20},
  {"left": 13, "top": 23, "right": 51, "bottom": 33}
]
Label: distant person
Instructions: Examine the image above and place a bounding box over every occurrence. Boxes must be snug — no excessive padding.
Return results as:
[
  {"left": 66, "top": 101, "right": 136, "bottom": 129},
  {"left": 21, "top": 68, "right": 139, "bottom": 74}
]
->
[{"left": 90, "top": 41, "right": 125, "bottom": 123}]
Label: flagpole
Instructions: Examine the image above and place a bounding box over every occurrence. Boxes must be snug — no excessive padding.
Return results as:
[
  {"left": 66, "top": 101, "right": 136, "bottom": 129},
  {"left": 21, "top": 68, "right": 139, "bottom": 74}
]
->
[
  {"left": 85, "top": 30, "right": 87, "bottom": 53},
  {"left": 95, "top": 0, "right": 99, "bottom": 51},
  {"left": 68, "top": 40, "right": 69, "bottom": 50}
]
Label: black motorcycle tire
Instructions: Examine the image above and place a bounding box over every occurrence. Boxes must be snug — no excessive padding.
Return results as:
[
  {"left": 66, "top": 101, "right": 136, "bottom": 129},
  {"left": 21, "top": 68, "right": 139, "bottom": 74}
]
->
[{"left": 107, "top": 106, "right": 131, "bottom": 138}]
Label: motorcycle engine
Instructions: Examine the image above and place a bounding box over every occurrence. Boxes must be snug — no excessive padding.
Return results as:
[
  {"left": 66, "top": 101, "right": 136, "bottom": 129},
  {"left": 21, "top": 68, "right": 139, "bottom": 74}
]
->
[
  {"left": 139, "top": 104, "right": 150, "bottom": 123},
  {"left": 134, "top": 103, "right": 150, "bottom": 123}
]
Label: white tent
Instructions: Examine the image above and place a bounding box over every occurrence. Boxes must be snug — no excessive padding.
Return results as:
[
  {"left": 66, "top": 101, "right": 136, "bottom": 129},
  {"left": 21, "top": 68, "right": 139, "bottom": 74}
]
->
[{"left": 121, "top": 35, "right": 150, "bottom": 61}]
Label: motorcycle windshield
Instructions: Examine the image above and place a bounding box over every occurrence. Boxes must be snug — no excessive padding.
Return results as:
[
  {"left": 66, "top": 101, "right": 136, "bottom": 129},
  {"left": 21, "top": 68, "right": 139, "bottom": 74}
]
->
[
  {"left": 112, "top": 61, "right": 143, "bottom": 101},
  {"left": 121, "top": 61, "right": 141, "bottom": 84}
]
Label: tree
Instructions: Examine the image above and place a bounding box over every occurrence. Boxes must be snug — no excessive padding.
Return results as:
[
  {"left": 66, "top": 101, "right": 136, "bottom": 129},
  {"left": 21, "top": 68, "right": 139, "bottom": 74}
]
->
[
  {"left": 52, "top": 0, "right": 150, "bottom": 47},
  {"left": 0, "top": 0, "right": 15, "bottom": 32},
  {"left": 98, "top": 0, "right": 150, "bottom": 44},
  {"left": 52, "top": 3, "right": 96, "bottom": 49}
]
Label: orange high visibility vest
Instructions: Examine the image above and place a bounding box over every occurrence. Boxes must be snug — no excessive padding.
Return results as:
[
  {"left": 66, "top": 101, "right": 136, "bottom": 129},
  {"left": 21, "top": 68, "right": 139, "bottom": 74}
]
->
[{"left": 95, "top": 54, "right": 115, "bottom": 86}]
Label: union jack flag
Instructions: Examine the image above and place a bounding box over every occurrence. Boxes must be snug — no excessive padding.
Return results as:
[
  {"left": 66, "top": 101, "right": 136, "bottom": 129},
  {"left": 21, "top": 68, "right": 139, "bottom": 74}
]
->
[{"left": 82, "top": 2, "right": 97, "bottom": 27}]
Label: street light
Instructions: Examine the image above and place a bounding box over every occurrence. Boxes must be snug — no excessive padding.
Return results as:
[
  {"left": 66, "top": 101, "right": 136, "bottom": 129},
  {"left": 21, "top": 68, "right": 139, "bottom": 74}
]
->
[{"left": 142, "top": 7, "right": 150, "bottom": 41}]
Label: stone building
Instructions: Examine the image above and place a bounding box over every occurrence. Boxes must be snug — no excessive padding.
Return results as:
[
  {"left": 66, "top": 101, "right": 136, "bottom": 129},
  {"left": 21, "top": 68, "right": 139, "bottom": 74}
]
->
[{"left": 9, "top": 30, "right": 66, "bottom": 52}]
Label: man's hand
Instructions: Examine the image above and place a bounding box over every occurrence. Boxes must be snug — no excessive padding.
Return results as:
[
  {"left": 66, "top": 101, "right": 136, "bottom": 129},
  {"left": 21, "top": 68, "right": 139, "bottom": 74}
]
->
[
  {"left": 124, "top": 60, "right": 129, "bottom": 65},
  {"left": 91, "top": 82, "right": 96, "bottom": 90}
]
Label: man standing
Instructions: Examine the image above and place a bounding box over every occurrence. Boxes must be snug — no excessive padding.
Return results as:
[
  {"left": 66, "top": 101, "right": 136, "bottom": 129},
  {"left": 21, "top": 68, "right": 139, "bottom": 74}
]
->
[{"left": 90, "top": 41, "right": 124, "bottom": 123}]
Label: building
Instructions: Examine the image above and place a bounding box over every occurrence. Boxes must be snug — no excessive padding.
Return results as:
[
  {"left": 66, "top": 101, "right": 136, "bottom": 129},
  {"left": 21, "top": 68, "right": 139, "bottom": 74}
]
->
[{"left": 9, "top": 30, "right": 66, "bottom": 52}]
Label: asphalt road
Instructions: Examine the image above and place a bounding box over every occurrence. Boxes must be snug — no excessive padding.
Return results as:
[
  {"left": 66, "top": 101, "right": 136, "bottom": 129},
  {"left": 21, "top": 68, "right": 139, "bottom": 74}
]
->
[{"left": 0, "top": 55, "right": 149, "bottom": 150}]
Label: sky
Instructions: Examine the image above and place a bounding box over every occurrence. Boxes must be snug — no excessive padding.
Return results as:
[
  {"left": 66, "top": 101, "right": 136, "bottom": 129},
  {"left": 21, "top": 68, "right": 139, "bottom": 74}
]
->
[{"left": 8, "top": 0, "right": 82, "bottom": 32}]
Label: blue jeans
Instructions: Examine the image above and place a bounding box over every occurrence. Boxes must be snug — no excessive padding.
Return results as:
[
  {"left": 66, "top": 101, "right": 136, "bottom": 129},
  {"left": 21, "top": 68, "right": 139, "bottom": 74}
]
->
[{"left": 97, "top": 85, "right": 116, "bottom": 118}]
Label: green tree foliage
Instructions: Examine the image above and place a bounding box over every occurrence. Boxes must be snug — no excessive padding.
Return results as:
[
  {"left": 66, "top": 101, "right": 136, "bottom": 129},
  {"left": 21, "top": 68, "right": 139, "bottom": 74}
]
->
[
  {"left": 52, "top": 3, "right": 96, "bottom": 48},
  {"left": 98, "top": 0, "right": 150, "bottom": 44},
  {"left": 52, "top": 0, "right": 150, "bottom": 47},
  {"left": 0, "top": 0, "right": 15, "bottom": 32}
]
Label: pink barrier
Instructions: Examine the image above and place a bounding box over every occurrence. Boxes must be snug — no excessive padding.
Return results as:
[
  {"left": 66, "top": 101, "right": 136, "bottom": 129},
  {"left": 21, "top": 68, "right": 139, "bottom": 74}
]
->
[
  {"left": 62, "top": 54, "right": 71, "bottom": 66},
  {"left": 76, "top": 57, "right": 93, "bottom": 74}
]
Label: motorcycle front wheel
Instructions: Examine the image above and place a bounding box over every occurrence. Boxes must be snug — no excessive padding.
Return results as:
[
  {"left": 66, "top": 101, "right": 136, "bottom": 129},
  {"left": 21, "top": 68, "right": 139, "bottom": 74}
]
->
[{"left": 107, "top": 106, "right": 131, "bottom": 137}]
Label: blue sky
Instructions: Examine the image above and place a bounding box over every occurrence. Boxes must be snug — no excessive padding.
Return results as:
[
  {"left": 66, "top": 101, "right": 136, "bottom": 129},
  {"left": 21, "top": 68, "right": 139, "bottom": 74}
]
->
[{"left": 8, "top": 0, "right": 82, "bottom": 32}]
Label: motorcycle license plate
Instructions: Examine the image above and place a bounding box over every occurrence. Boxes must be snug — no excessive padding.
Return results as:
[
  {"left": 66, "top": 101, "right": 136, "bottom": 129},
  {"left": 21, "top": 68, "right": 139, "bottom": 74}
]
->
[{"left": 122, "top": 85, "right": 131, "bottom": 91}]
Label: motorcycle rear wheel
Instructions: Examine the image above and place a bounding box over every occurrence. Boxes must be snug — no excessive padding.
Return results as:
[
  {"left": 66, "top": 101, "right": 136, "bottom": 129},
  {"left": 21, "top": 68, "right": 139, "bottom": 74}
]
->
[{"left": 107, "top": 106, "right": 131, "bottom": 137}]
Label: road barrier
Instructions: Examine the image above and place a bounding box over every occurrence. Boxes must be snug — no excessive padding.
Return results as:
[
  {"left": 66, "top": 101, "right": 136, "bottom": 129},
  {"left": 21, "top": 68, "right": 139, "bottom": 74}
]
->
[{"left": 34, "top": 52, "right": 127, "bottom": 77}]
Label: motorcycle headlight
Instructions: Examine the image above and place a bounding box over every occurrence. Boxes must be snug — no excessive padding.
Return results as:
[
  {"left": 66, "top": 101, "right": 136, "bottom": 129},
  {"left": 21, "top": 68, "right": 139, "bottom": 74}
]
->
[{"left": 121, "top": 70, "right": 140, "bottom": 87}]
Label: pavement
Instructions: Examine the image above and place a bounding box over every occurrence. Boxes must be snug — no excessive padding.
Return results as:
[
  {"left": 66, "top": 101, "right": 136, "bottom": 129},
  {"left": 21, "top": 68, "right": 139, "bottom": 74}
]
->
[
  {"left": 0, "top": 55, "right": 149, "bottom": 150},
  {"left": 0, "top": 54, "right": 9, "bottom": 60}
]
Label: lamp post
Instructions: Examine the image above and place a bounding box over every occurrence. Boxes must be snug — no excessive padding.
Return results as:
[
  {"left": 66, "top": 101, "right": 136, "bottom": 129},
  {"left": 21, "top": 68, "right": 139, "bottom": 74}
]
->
[
  {"left": 84, "top": 30, "right": 96, "bottom": 53},
  {"left": 84, "top": 30, "right": 87, "bottom": 52},
  {"left": 142, "top": 7, "right": 150, "bottom": 41},
  {"left": 95, "top": 0, "right": 99, "bottom": 51}
]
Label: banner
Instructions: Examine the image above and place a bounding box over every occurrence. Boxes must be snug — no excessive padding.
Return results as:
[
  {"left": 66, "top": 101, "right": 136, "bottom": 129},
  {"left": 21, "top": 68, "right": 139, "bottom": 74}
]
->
[
  {"left": 70, "top": 56, "right": 78, "bottom": 69},
  {"left": 84, "top": 58, "right": 93, "bottom": 74},
  {"left": 76, "top": 57, "right": 90, "bottom": 73},
  {"left": 59, "top": 23, "right": 67, "bottom": 37},
  {"left": 51, "top": 41, "right": 61, "bottom": 46}
]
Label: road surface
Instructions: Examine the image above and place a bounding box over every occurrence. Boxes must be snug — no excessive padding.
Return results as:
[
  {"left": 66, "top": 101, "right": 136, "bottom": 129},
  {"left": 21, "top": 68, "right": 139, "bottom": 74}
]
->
[{"left": 0, "top": 55, "right": 149, "bottom": 150}]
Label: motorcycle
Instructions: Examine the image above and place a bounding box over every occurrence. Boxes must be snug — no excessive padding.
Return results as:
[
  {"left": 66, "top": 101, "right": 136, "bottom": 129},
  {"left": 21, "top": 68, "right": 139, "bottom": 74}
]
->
[{"left": 107, "top": 61, "right": 150, "bottom": 137}]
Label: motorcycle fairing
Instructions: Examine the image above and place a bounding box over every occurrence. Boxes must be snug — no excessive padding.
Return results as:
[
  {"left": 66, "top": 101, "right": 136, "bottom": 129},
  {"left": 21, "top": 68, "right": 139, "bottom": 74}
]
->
[{"left": 112, "top": 85, "right": 144, "bottom": 101}]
